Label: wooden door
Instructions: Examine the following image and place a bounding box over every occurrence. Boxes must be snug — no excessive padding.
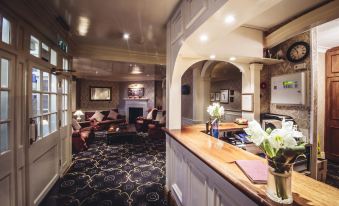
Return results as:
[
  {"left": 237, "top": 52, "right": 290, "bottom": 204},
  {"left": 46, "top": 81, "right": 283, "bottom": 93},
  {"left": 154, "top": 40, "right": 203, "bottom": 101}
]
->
[{"left": 325, "top": 47, "right": 339, "bottom": 162}]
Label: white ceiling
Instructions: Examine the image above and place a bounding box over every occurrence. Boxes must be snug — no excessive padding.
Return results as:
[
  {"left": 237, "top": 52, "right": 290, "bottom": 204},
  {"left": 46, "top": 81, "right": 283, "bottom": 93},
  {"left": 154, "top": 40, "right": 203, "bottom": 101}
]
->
[
  {"left": 73, "top": 58, "right": 166, "bottom": 81},
  {"left": 48, "top": 0, "right": 180, "bottom": 55},
  {"left": 245, "top": 0, "right": 326, "bottom": 31},
  {"left": 317, "top": 18, "right": 339, "bottom": 50}
]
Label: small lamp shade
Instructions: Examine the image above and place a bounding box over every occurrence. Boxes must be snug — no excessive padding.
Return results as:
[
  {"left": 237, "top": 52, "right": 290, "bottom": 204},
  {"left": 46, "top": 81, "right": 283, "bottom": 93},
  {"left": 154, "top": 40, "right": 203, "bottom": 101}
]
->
[
  {"left": 74, "top": 110, "right": 84, "bottom": 116},
  {"left": 74, "top": 110, "right": 84, "bottom": 122}
]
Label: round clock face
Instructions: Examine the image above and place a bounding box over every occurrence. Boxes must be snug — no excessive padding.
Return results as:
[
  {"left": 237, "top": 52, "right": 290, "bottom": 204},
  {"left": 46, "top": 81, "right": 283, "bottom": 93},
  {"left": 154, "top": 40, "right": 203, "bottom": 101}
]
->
[{"left": 286, "top": 41, "right": 310, "bottom": 63}]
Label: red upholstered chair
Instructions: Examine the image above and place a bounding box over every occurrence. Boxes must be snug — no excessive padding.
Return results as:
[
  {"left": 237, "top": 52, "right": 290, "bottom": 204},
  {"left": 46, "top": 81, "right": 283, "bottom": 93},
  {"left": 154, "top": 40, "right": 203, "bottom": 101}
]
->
[
  {"left": 148, "top": 111, "right": 166, "bottom": 139},
  {"left": 72, "top": 119, "right": 94, "bottom": 153},
  {"left": 135, "top": 108, "right": 158, "bottom": 132}
]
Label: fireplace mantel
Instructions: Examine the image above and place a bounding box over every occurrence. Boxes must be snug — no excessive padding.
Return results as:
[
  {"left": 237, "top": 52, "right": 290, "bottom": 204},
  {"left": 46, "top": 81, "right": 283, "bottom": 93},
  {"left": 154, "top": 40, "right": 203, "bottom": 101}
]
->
[
  {"left": 124, "top": 98, "right": 149, "bottom": 101},
  {"left": 124, "top": 98, "right": 149, "bottom": 123}
]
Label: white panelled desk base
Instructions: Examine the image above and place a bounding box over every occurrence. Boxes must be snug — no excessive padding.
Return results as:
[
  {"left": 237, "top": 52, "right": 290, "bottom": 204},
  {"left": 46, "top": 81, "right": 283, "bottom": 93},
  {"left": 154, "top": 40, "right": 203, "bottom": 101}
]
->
[{"left": 166, "top": 134, "right": 257, "bottom": 206}]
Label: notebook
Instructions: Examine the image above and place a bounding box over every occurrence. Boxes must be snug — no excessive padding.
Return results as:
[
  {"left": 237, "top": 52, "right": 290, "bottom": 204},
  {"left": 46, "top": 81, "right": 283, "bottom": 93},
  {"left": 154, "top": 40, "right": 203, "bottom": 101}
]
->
[{"left": 235, "top": 160, "right": 268, "bottom": 184}]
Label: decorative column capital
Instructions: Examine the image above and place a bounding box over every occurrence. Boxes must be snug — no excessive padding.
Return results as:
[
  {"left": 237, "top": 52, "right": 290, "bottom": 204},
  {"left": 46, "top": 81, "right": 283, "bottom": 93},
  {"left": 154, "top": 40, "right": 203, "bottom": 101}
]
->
[{"left": 249, "top": 63, "right": 264, "bottom": 71}]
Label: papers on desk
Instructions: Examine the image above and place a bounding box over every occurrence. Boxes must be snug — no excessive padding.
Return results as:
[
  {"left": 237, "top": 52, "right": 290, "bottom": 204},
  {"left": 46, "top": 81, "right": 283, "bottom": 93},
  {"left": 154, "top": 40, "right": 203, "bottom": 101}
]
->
[{"left": 235, "top": 160, "right": 268, "bottom": 184}]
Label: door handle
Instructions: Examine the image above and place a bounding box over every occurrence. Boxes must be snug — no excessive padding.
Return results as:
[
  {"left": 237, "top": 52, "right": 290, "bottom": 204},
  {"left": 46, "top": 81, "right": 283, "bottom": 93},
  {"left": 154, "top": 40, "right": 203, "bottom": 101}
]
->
[{"left": 29, "top": 119, "right": 37, "bottom": 144}]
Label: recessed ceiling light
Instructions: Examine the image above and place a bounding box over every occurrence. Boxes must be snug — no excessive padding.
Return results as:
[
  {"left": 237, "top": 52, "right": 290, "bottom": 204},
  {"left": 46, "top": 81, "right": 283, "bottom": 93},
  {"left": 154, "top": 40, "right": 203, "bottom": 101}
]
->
[
  {"left": 209, "top": 54, "right": 216, "bottom": 59},
  {"left": 78, "top": 16, "right": 90, "bottom": 36},
  {"left": 199, "top": 34, "right": 208, "bottom": 42},
  {"left": 123, "top": 33, "right": 130, "bottom": 40},
  {"left": 229, "top": 56, "right": 236, "bottom": 61},
  {"left": 225, "top": 15, "right": 235, "bottom": 24}
]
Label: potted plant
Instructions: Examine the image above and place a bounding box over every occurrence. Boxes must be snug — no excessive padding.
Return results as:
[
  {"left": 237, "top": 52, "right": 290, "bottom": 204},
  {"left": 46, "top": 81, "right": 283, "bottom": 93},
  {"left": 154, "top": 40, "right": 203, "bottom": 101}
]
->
[
  {"left": 244, "top": 120, "right": 305, "bottom": 204},
  {"left": 207, "top": 103, "right": 225, "bottom": 138}
]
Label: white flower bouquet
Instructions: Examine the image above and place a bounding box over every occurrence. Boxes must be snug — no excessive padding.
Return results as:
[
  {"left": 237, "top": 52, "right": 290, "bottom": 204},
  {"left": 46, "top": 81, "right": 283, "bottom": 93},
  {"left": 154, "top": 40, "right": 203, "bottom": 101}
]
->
[
  {"left": 244, "top": 120, "right": 305, "bottom": 204},
  {"left": 207, "top": 103, "right": 225, "bottom": 120}
]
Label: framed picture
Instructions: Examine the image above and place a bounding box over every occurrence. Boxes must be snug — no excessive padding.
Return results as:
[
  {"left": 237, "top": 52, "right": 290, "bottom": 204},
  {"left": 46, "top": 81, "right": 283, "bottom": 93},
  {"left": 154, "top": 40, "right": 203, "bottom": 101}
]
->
[
  {"left": 242, "top": 93, "right": 254, "bottom": 112},
  {"left": 128, "top": 88, "right": 144, "bottom": 97},
  {"left": 90, "top": 87, "right": 112, "bottom": 101},
  {"left": 215, "top": 93, "right": 220, "bottom": 101},
  {"left": 230, "top": 97, "right": 234, "bottom": 102},
  {"left": 210, "top": 93, "right": 215, "bottom": 101},
  {"left": 230, "top": 90, "right": 234, "bottom": 95},
  {"left": 220, "top": 89, "right": 229, "bottom": 103}
]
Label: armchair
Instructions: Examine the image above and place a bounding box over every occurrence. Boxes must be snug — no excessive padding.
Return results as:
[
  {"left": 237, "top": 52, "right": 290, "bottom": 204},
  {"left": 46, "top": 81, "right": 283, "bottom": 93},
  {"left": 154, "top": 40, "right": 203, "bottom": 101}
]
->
[
  {"left": 72, "top": 119, "right": 94, "bottom": 153},
  {"left": 135, "top": 108, "right": 158, "bottom": 132},
  {"left": 148, "top": 111, "right": 166, "bottom": 139}
]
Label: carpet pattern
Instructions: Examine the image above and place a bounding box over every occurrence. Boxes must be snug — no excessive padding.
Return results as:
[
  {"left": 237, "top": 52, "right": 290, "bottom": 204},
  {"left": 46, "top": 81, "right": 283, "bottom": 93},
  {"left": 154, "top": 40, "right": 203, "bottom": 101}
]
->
[{"left": 40, "top": 135, "right": 167, "bottom": 206}]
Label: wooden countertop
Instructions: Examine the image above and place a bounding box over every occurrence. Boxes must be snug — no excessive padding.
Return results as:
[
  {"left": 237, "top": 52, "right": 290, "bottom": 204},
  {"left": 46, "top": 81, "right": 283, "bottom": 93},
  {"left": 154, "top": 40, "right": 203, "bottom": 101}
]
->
[{"left": 164, "top": 123, "right": 339, "bottom": 206}]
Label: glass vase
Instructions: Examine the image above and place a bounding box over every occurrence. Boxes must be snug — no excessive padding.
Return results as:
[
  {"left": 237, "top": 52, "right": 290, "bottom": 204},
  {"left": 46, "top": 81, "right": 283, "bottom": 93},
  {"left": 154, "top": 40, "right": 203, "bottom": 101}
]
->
[
  {"left": 212, "top": 119, "right": 219, "bottom": 138},
  {"left": 266, "top": 158, "right": 293, "bottom": 204}
]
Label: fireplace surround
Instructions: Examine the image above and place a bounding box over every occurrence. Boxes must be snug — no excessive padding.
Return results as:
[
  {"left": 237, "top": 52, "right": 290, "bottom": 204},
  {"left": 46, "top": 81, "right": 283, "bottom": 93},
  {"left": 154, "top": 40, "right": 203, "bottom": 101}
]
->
[{"left": 124, "top": 98, "right": 149, "bottom": 123}]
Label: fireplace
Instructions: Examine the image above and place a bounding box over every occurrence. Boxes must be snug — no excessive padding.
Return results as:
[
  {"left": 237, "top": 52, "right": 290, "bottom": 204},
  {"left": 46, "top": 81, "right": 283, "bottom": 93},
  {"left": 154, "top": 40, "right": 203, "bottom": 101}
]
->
[
  {"left": 129, "top": 107, "right": 143, "bottom": 123},
  {"left": 124, "top": 98, "right": 149, "bottom": 123}
]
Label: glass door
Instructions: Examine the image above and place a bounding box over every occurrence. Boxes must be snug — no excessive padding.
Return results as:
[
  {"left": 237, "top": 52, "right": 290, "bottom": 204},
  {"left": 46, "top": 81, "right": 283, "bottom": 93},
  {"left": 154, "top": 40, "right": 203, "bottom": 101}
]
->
[
  {"left": 59, "top": 77, "right": 71, "bottom": 174},
  {"left": 0, "top": 51, "right": 15, "bottom": 206},
  {"left": 27, "top": 64, "right": 60, "bottom": 205}
]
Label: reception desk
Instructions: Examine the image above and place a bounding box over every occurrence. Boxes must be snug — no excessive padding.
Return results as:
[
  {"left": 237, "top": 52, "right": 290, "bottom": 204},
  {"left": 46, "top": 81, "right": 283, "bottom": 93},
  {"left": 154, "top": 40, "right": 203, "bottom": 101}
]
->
[{"left": 164, "top": 124, "right": 339, "bottom": 206}]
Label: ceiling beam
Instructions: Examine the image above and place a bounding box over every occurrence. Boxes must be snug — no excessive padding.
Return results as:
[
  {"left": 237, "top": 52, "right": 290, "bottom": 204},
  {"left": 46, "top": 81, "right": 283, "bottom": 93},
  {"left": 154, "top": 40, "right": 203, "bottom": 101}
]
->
[
  {"left": 265, "top": 0, "right": 339, "bottom": 48},
  {"left": 73, "top": 44, "right": 166, "bottom": 65}
]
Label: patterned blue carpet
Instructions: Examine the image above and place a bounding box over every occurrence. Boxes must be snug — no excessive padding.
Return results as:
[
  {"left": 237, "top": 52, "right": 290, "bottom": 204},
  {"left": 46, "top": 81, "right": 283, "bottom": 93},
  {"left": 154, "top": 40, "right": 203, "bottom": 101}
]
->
[{"left": 40, "top": 135, "right": 167, "bottom": 206}]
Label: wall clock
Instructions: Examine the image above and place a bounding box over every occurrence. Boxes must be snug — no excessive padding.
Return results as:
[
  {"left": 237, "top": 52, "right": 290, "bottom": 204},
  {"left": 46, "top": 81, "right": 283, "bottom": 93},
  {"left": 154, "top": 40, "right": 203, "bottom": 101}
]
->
[{"left": 286, "top": 41, "right": 310, "bottom": 63}]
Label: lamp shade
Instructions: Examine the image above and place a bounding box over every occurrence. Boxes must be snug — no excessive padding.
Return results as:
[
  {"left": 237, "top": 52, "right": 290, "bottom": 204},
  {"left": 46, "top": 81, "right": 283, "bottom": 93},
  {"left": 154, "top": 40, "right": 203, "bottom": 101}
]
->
[{"left": 74, "top": 110, "right": 84, "bottom": 116}]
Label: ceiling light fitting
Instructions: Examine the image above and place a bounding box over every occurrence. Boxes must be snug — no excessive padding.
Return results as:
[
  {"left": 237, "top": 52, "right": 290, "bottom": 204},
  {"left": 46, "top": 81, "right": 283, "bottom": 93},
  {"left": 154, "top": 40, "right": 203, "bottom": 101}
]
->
[
  {"left": 209, "top": 54, "right": 216, "bottom": 59},
  {"left": 129, "top": 64, "right": 143, "bottom": 74},
  {"left": 199, "top": 34, "right": 208, "bottom": 42},
  {"left": 229, "top": 56, "right": 236, "bottom": 61},
  {"left": 123, "top": 33, "right": 130, "bottom": 40},
  {"left": 225, "top": 15, "right": 235, "bottom": 24}
]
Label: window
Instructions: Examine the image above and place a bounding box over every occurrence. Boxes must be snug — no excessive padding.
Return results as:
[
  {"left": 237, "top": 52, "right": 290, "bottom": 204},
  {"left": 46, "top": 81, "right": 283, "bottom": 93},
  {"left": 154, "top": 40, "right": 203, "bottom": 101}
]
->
[
  {"left": 50, "top": 49, "right": 57, "bottom": 66},
  {"left": 31, "top": 68, "right": 58, "bottom": 139},
  {"left": 1, "top": 17, "right": 11, "bottom": 44},
  {"left": 30, "top": 36, "right": 40, "bottom": 57},
  {"left": 41, "top": 42, "right": 50, "bottom": 62},
  {"left": 62, "top": 58, "right": 69, "bottom": 71},
  {"left": 0, "top": 58, "right": 10, "bottom": 153},
  {"left": 61, "top": 79, "right": 68, "bottom": 126}
]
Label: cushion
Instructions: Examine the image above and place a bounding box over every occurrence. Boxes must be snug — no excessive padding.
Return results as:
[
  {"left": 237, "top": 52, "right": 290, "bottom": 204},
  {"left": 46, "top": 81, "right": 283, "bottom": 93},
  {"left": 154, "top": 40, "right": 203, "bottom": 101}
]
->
[
  {"left": 90, "top": 111, "right": 104, "bottom": 122},
  {"left": 107, "top": 110, "right": 119, "bottom": 120},
  {"left": 146, "top": 109, "right": 154, "bottom": 119},
  {"left": 72, "top": 118, "right": 81, "bottom": 130}
]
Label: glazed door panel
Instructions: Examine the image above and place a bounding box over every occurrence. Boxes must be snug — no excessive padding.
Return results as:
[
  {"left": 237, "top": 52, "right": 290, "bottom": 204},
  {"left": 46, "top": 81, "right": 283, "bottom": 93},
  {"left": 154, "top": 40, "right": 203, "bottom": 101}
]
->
[
  {"left": 27, "top": 63, "right": 60, "bottom": 205},
  {"left": 0, "top": 51, "right": 15, "bottom": 206},
  {"left": 59, "top": 78, "right": 71, "bottom": 174}
]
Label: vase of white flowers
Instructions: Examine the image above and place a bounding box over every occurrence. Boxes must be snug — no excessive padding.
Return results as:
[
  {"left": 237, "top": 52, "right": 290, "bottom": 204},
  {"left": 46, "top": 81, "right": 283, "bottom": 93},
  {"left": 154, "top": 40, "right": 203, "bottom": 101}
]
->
[
  {"left": 244, "top": 120, "right": 305, "bottom": 204},
  {"left": 207, "top": 103, "right": 225, "bottom": 138}
]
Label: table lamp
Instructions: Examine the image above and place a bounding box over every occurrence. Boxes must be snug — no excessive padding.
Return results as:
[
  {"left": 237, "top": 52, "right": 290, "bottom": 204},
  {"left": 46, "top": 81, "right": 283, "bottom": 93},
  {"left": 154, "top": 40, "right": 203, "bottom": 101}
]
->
[{"left": 74, "top": 110, "right": 84, "bottom": 122}]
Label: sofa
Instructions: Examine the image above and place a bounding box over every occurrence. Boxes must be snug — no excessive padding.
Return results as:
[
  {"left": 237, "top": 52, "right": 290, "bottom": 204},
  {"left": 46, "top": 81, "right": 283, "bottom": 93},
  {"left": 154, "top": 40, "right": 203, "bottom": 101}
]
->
[{"left": 79, "top": 109, "right": 126, "bottom": 131}]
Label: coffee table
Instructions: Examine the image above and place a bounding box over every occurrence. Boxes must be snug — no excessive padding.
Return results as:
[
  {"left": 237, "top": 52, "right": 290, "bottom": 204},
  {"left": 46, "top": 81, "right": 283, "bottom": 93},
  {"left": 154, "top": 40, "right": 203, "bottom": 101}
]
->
[{"left": 106, "top": 124, "right": 137, "bottom": 144}]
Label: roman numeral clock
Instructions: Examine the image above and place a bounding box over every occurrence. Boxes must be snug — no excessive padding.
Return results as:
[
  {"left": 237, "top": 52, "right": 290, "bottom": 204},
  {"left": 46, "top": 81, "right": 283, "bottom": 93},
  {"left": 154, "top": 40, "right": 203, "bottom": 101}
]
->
[{"left": 286, "top": 41, "right": 310, "bottom": 63}]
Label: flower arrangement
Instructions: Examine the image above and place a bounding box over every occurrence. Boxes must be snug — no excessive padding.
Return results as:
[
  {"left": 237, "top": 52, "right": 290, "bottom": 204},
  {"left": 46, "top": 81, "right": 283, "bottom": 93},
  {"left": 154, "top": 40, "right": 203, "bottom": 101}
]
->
[
  {"left": 207, "top": 103, "right": 225, "bottom": 120},
  {"left": 244, "top": 119, "right": 305, "bottom": 204}
]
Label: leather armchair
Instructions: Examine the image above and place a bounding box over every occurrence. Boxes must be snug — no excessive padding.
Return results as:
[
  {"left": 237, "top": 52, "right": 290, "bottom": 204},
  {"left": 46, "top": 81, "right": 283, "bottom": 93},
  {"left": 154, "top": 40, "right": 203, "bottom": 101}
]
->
[
  {"left": 72, "top": 125, "right": 94, "bottom": 153},
  {"left": 135, "top": 108, "right": 158, "bottom": 132},
  {"left": 148, "top": 111, "right": 166, "bottom": 139}
]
